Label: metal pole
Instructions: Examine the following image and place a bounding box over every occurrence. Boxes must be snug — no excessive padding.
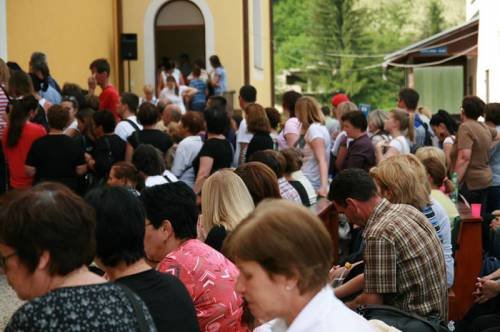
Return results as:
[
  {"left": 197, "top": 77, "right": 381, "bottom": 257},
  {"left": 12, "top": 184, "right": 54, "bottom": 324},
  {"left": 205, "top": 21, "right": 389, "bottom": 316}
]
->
[
  {"left": 128, "top": 60, "right": 131, "bottom": 92},
  {"left": 485, "top": 69, "right": 490, "bottom": 103}
]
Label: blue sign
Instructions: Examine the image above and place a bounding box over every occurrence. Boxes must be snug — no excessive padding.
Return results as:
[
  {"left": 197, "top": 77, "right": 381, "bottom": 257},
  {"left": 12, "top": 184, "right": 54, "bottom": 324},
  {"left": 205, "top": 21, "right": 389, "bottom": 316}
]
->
[
  {"left": 359, "top": 103, "right": 371, "bottom": 117},
  {"left": 420, "top": 46, "right": 448, "bottom": 56}
]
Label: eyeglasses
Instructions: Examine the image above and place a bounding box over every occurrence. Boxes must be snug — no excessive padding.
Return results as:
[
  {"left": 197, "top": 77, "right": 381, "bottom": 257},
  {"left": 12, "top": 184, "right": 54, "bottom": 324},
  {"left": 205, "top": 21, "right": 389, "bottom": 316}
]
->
[
  {"left": 0, "top": 252, "right": 17, "bottom": 271},
  {"left": 62, "top": 95, "right": 77, "bottom": 102}
]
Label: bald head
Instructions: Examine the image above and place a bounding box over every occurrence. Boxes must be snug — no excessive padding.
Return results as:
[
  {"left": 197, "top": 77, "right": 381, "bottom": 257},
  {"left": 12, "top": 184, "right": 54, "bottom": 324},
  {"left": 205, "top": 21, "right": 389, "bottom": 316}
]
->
[{"left": 162, "top": 104, "right": 182, "bottom": 127}]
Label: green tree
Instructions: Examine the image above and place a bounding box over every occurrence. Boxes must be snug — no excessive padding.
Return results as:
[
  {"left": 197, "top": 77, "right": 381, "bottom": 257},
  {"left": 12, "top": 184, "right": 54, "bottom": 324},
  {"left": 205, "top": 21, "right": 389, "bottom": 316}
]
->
[
  {"left": 308, "top": 0, "right": 371, "bottom": 98},
  {"left": 273, "top": 0, "right": 311, "bottom": 72},
  {"left": 423, "top": 0, "right": 444, "bottom": 37}
]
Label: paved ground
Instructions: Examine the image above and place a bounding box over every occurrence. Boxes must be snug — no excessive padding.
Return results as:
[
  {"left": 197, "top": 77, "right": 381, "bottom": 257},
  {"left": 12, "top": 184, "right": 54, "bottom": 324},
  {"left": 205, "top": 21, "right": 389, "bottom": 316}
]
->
[{"left": 0, "top": 275, "right": 24, "bottom": 329}]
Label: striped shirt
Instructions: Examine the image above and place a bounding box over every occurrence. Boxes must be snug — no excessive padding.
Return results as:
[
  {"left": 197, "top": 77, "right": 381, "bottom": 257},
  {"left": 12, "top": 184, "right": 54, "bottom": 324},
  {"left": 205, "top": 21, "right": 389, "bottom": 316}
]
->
[
  {"left": 363, "top": 198, "right": 448, "bottom": 320},
  {"left": 0, "top": 85, "right": 9, "bottom": 137},
  {"left": 278, "top": 177, "right": 302, "bottom": 204}
]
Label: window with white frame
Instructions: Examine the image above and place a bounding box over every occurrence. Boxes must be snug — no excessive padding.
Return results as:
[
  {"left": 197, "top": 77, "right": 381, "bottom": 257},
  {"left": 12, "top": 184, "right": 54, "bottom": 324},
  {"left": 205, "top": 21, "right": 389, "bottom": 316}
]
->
[{"left": 253, "top": 0, "right": 263, "bottom": 70}]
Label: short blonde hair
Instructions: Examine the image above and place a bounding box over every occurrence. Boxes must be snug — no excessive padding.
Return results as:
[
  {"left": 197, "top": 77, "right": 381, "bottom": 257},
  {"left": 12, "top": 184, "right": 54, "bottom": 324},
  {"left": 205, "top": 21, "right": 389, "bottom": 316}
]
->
[
  {"left": 370, "top": 155, "right": 430, "bottom": 210},
  {"left": 295, "top": 96, "right": 325, "bottom": 126},
  {"left": 201, "top": 169, "right": 255, "bottom": 234},
  {"left": 417, "top": 106, "right": 432, "bottom": 119},
  {"left": 224, "top": 199, "right": 333, "bottom": 294},
  {"left": 367, "top": 109, "right": 388, "bottom": 132},
  {"left": 415, "top": 146, "right": 447, "bottom": 167},
  {"left": 335, "top": 101, "right": 358, "bottom": 120}
]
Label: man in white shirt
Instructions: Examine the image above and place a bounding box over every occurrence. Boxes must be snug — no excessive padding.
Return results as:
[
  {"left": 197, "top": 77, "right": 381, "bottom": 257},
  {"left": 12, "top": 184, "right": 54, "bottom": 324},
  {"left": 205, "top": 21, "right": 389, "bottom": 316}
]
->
[
  {"left": 114, "top": 92, "right": 143, "bottom": 141},
  {"left": 234, "top": 85, "right": 257, "bottom": 167}
]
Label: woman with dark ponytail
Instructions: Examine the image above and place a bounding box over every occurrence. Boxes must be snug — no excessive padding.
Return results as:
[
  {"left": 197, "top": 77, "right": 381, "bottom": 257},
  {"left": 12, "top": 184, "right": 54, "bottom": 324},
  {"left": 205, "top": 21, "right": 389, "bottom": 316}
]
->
[
  {"left": 430, "top": 109, "right": 459, "bottom": 168},
  {"left": 1, "top": 96, "right": 46, "bottom": 189}
]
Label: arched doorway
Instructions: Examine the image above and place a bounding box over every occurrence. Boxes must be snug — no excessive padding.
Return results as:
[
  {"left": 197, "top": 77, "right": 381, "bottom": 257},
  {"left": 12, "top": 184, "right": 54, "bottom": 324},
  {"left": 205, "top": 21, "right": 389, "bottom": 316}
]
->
[
  {"left": 155, "top": 1, "right": 205, "bottom": 80},
  {"left": 144, "top": 0, "right": 214, "bottom": 86}
]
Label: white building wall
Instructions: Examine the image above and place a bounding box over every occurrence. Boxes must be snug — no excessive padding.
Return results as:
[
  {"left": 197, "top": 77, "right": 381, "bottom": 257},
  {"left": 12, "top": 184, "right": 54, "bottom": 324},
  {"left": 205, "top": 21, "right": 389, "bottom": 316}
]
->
[
  {"left": 476, "top": 0, "right": 500, "bottom": 102},
  {"left": 466, "top": 0, "right": 479, "bottom": 20},
  {"left": 0, "top": 0, "right": 7, "bottom": 60}
]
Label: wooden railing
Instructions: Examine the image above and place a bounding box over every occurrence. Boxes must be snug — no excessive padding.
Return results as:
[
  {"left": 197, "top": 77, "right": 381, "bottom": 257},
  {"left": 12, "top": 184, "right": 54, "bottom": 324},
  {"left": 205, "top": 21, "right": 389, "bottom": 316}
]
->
[
  {"left": 448, "top": 202, "right": 483, "bottom": 321},
  {"left": 311, "top": 198, "right": 339, "bottom": 265}
]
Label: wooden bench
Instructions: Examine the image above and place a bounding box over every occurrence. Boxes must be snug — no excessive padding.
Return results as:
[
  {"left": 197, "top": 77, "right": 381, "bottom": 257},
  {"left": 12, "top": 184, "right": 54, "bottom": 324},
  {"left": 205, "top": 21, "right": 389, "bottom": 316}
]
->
[
  {"left": 310, "top": 198, "right": 339, "bottom": 265},
  {"left": 448, "top": 202, "right": 483, "bottom": 321}
]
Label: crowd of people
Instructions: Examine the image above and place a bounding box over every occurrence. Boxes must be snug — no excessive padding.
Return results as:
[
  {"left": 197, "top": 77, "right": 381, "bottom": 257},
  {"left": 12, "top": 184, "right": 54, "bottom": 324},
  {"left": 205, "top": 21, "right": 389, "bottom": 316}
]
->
[{"left": 0, "top": 51, "right": 500, "bottom": 332}]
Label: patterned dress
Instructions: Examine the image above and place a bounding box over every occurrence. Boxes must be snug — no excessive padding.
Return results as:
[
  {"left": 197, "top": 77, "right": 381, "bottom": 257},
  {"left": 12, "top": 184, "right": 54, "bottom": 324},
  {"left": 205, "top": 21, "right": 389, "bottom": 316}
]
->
[
  {"left": 5, "top": 283, "right": 156, "bottom": 331},
  {"left": 157, "top": 239, "right": 245, "bottom": 332}
]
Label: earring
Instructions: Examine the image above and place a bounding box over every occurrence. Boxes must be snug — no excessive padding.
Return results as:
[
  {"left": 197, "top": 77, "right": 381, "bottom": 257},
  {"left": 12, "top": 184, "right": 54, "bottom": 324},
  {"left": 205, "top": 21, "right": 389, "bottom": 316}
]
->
[{"left": 285, "top": 285, "right": 292, "bottom": 291}]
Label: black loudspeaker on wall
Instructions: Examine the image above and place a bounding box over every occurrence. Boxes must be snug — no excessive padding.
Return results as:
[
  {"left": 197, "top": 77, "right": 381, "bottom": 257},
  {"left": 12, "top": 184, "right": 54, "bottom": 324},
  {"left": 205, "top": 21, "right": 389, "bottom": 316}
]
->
[{"left": 121, "top": 33, "right": 138, "bottom": 60}]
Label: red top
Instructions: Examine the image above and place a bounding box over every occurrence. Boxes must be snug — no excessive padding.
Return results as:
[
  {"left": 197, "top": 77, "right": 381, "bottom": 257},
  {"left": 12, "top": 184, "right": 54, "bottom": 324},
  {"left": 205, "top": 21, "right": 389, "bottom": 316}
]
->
[
  {"left": 2, "top": 122, "right": 46, "bottom": 188},
  {"left": 99, "top": 85, "right": 120, "bottom": 121},
  {"left": 157, "top": 239, "right": 246, "bottom": 332}
]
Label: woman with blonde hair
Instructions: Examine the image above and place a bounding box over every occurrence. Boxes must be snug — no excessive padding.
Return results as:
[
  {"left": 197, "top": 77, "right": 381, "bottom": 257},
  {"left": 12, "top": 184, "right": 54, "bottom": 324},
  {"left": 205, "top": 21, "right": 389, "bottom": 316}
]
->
[
  {"left": 367, "top": 109, "right": 390, "bottom": 146},
  {"left": 417, "top": 106, "right": 432, "bottom": 122},
  {"left": 371, "top": 155, "right": 454, "bottom": 287},
  {"left": 224, "top": 199, "right": 373, "bottom": 331},
  {"left": 415, "top": 146, "right": 447, "bottom": 168},
  {"left": 295, "top": 96, "right": 331, "bottom": 196},
  {"left": 200, "top": 169, "right": 255, "bottom": 251},
  {"left": 375, "top": 108, "right": 414, "bottom": 163}
]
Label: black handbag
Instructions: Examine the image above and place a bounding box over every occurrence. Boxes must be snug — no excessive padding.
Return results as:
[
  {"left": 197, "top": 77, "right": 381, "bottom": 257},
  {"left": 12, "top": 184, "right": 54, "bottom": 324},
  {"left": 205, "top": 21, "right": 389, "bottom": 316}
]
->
[{"left": 357, "top": 305, "right": 449, "bottom": 332}]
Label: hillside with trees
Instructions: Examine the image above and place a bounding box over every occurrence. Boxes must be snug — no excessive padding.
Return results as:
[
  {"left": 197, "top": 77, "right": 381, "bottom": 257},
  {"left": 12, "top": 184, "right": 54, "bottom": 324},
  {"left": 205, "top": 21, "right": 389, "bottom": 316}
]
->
[{"left": 273, "top": 0, "right": 465, "bottom": 109}]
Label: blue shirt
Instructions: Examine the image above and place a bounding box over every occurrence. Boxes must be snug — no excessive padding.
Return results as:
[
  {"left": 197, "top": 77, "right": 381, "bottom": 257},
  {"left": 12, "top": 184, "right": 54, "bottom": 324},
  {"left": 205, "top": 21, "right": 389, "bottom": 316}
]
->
[
  {"left": 423, "top": 200, "right": 454, "bottom": 287},
  {"left": 213, "top": 67, "right": 227, "bottom": 95},
  {"left": 189, "top": 79, "right": 206, "bottom": 105},
  {"left": 40, "top": 84, "right": 61, "bottom": 104},
  {"left": 490, "top": 125, "right": 500, "bottom": 186}
]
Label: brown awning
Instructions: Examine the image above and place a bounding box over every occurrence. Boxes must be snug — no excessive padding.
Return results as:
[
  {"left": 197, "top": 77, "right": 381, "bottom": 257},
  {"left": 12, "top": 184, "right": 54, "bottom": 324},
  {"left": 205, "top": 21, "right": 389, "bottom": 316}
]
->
[{"left": 384, "top": 18, "right": 478, "bottom": 67}]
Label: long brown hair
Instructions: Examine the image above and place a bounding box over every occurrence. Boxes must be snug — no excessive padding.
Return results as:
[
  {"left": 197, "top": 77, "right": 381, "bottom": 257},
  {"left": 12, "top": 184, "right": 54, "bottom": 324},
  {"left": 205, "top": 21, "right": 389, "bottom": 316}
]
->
[
  {"left": 7, "top": 96, "right": 38, "bottom": 148},
  {"left": 389, "top": 108, "right": 415, "bottom": 142},
  {"left": 420, "top": 157, "right": 455, "bottom": 193},
  {"left": 295, "top": 96, "right": 325, "bottom": 127}
]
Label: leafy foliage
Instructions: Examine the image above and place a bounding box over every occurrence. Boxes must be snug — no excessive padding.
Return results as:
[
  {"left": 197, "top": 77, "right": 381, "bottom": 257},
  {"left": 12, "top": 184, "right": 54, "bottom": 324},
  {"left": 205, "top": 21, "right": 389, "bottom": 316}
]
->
[
  {"left": 273, "top": 0, "right": 457, "bottom": 109},
  {"left": 422, "top": 0, "right": 445, "bottom": 38}
]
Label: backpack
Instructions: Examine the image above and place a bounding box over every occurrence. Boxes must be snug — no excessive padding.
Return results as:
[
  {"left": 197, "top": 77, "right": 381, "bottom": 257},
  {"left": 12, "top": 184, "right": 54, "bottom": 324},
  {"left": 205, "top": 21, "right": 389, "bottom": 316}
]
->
[
  {"left": 422, "top": 122, "right": 433, "bottom": 146},
  {"left": 357, "top": 305, "right": 449, "bottom": 332},
  {"left": 95, "top": 136, "right": 115, "bottom": 178},
  {"left": 410, "top": 114, "right": 433, "bottom": 153}
]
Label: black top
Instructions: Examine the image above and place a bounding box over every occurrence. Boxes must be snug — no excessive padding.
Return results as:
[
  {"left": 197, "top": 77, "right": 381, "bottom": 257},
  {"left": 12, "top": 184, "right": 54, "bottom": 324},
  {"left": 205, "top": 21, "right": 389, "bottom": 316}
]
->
[
  {"left": 192, "top": 138, "right": 233, "bottom": 175},
  {"left": 74, "top": 133, "right": 96, "bottom": 155},
  {"left": 127, "top": 129, "right": 173, "bottom": 155},
  {"left": 5, "top": 283, "right": 156, "bottom": 332},
  {"left": 205, "top": 225, "right": 228, "bottom": 252},
  {"left": 26, "top": 134, "right": 86, "bottom": 192},
  {"left": 92, "top": 134, "right": 126, "bottom": 178},
  {"left": 116, "top": 269, "right": 199, "bottom": 332},
  {"left": 289, "top": 180, "right": 311, "bottom": 207},
  {"left": 341, "top": 133, "right": 376, "bottom": 172},
  {"left": 246, "top": 131, "right": 274, "bottom": 161}
]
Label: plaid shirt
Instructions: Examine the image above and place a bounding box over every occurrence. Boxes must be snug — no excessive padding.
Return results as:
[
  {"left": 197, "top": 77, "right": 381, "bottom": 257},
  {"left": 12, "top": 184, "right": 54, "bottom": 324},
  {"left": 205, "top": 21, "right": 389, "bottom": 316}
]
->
[
  {"left": 363, "top": 198, "right": 448, "bottom": 320},
  {"left": 278, "top": 177, "right": 302, "bottom": 204}
]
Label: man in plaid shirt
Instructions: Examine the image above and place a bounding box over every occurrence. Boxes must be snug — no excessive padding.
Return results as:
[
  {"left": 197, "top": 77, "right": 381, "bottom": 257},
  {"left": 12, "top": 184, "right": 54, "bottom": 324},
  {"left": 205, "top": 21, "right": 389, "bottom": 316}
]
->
[{"left": 329, "top": 169, "right": 448, "bottom": 321}]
